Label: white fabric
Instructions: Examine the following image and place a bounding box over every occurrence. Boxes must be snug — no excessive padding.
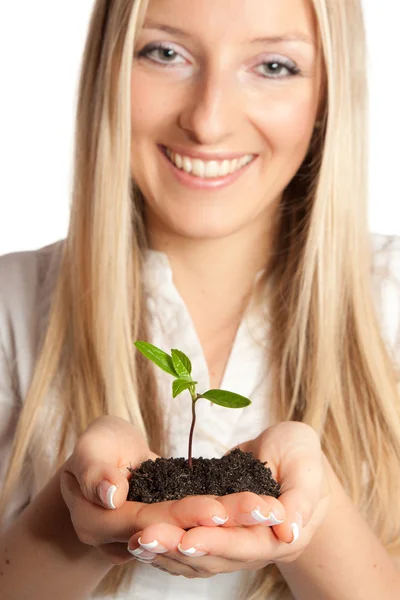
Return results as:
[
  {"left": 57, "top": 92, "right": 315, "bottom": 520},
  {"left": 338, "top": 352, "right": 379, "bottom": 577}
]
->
[{"left": 0, "top": 233, "right": 399, "bottom": 599}]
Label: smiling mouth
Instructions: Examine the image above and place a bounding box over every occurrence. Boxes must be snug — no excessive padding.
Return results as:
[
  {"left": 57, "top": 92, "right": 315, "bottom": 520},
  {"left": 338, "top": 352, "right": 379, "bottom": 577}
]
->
[{"left": 162, "top": 146, "right": 255, "bottom": 180}]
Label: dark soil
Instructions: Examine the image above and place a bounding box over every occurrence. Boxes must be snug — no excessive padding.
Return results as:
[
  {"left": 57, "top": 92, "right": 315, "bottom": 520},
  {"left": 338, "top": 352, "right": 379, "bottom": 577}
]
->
[{"left": 126, "top": 448, "right": 281, "bottom": 503}]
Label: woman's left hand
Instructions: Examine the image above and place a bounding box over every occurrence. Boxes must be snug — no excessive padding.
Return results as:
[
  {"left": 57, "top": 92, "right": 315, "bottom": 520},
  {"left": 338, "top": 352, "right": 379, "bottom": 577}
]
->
[{"left": 127, "top": 422, "right": 331, "bottom": 578}]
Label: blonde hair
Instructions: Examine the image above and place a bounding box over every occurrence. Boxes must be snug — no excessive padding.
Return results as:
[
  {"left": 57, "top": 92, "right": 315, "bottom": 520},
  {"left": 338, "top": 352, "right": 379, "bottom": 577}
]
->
[{"left": 1, "top": 1, "right": 400, "bottom": 598}]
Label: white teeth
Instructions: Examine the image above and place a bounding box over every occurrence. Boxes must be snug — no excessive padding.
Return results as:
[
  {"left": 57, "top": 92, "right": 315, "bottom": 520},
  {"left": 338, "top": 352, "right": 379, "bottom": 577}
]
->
[
  {"left": 204, "top": 161, "right": 219, "bottom": 179},
  {"left": 175, "top": 153, "right": 183, "bottom": 169},
  {"left": 182, "top": 156, "right": 192, "bottom": 173},
  {"left": 192, "top": 159, "right": 205, "bottom": 178},
  {"left": 165, "top": 148, "right": 253, "bottom": 179},
  {"left": 220, "top": 160, "right": 230, "bottom": 176},
  {"left": 238, "top": 155, "right": 249, "bottom": 168},
  {"left": 229, "top": 158, "right": 239, "bottom": 174}
]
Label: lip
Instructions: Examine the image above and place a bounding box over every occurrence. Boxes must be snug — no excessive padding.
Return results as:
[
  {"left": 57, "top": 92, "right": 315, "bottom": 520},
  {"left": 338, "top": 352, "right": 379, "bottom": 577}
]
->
[
  {"left": 158, "top": 145, "right": 256, "bottom": 190},
  {"left": 160, "top": 144, "right": 256, "bottom": 161}
]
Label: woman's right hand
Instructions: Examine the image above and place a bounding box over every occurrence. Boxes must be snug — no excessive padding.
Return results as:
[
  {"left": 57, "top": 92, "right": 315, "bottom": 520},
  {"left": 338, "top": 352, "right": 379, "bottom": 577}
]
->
[{"left": 60, "top": 416, "right": 229, "bottom": 566}]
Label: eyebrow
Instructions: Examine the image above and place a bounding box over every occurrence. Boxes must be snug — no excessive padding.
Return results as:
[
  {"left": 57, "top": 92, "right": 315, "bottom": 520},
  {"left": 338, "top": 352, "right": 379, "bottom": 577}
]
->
[{"left": 142, "top": 21, "right": 315, "bottom": 46}]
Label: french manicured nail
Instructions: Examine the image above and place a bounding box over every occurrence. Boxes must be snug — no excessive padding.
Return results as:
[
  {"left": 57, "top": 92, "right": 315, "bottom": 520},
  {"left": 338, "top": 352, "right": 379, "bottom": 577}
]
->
[
  {"left": 211, "top": 515, "right": 229, "bottom": 525},
  {"left": 127, "top": 546, "right": 156, "bottom": 560},
  {"left": 138, "top": 537, "right": 168, "bottom": 553},
  {"left": 290, "top": 512, "right": 303, "bottom": 544},
  {"left": 250, "top": 508, "right": 285, "bottom": 525},
  {"left": 97, "top": 479, "right": 117, "bottom": 509},
  {"left": 178, "top": 543, "right": 207, "bottom": 557},
  {"left": 136, "top": 556, "right": 156, "bottom": 563}
]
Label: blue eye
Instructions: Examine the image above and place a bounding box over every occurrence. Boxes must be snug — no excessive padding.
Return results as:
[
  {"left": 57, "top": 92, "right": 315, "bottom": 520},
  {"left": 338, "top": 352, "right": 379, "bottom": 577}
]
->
[
  {"left": 137, "top": 43, "right": 186, "bottom": 67},
  {"left": 136, "top": 43, "right": 301, "bottom": 79},
  {"left": 256, "top": 59, "right": 300, "bottom": 79}
]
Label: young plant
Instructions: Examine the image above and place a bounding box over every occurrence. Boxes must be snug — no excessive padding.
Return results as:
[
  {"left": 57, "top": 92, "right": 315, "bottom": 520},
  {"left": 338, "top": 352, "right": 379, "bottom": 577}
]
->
[{"left": 134, "top": 341, "right": 251, "bottom": 467}]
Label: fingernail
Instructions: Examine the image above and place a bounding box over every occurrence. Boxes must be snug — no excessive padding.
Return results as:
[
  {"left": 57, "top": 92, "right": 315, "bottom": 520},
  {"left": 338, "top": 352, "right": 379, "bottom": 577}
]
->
[
  {"left": 136, "top": 556, "right": 157, "bottom": 563},
  {"left": 290, "top": 512, "right": 303, "bottom": 544},
  {"left": 136, "top": 556, "right": 156, "bottom": 563},
  {"left": 250, "top": 508, "right": 285, "bottom": 525},
  {"left": 178, "top": 543, "right": 207, "bottom": 557},
  {"left": 97, "top": 479, "right": 118, "bottom": 509},
  {"left": 211, "top": 515, "right": 229, "bottom": 525},
  {"left": 138, "top": 537, "right": 168, "bottom": 553},
  {"left": 127, "top": 546, "right": 156, "bottom": 560},
  {"left": 265, "top": 511, "right": 285, "bottom": 526}
]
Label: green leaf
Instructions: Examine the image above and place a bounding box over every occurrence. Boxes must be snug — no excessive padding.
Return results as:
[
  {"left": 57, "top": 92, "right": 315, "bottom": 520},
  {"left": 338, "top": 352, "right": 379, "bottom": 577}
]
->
[
  {"left": 200, "top": 389, "right": 252, "bottom": 409},
  {"left": 172, "top": 378, "right": 197, "bottom": 399},
  {"left": 134, "top": 341, "right": 178, "bottom": 377},
  {"left": 171, "top": 349, "right": 192, "bottom": 379}
]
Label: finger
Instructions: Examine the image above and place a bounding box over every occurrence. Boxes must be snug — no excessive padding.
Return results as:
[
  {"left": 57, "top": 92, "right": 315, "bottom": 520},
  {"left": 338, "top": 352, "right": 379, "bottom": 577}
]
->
[
  {"left": 152, "top": 562, "right": 183, "bottom": 576},
  {"left": 64, "top": 416, "right": 159, "bottom": 509},
  {"left": 128, "top": 529, "right": 206, "bottom": 576},
  {"left": 128, "top": 529, "right": 216, "bottom": 578},
  {"left": 217, "top": 492, "right": 286, "bottom": 527},
  {"left": 131, "top": 526, "right": 272, "bottom": 576},
  {"left": 136, "top": 495, "right": 229, "bottom": 530},
  {"left": 60, "top": 472, "right": 230, "bottom": 546},
  {"left": 60, "top": 469, "right": 140, "bottom": 545},
  {"left": 272, "top": 453, "right": 325, "bottom": 544},
  {"left": 128, "top": 524, "right": 183, "bottom": 556},
  {"left": 178, "top": 524, "right": 281, "bottom": 563},
  {"left": 153, "top": 555, "right": 205, "bottom": 578}
]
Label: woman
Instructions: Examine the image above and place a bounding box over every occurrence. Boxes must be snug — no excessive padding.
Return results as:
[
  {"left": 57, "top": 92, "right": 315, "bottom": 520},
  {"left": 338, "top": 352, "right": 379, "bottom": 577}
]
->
[{"left": 1, "top": 0, "right": 400, "bottom": 598}]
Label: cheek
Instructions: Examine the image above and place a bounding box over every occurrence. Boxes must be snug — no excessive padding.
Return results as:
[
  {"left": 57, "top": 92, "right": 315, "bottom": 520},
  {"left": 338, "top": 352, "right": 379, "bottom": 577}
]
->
[
  {"left": 130, "top": 82, "right": 158, "bottom": 137},
  {"left": 130, "top": 74, "right": 179, "bottom": 140},
  {"left": 130, "top": 75, "right": 170, "bottom": 183},
  {"left": 251, "top": 93, "right": 317, "bottom": 155}
]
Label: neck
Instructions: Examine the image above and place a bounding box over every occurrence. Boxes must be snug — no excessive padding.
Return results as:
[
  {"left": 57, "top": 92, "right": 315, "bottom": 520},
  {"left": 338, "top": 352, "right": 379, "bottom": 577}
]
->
[{"left": 146, "top": 216, "right": 277, "bottom": 329}]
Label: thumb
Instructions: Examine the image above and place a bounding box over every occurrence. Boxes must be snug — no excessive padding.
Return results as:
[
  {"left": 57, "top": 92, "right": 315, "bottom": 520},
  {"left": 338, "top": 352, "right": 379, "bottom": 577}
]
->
[
  {"left": 272, "top": 455, "right": 325, "bottom": 544},
  {"left": 272, "top": 488, "right": 305, "bottom": 545},
  {"left": 64, "top": 415, "right": 160, "bottom": 510}
]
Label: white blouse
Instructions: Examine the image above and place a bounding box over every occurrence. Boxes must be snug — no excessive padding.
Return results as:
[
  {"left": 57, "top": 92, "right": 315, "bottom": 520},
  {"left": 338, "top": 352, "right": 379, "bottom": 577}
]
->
[{"left": 1, "top": 232, "right": 400, "bottom": 599}]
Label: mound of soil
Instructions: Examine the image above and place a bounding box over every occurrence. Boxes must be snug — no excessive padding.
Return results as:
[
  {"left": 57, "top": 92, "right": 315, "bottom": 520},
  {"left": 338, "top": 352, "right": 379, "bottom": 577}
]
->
[{"left": 126, "top": 448, "right": 281, "bottom": 503}]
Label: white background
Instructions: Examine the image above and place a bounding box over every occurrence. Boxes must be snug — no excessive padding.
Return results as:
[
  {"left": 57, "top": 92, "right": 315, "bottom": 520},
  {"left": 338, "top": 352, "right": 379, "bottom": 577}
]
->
[{"left": 0, "top": 1, "right": 399, "bottom": 256}]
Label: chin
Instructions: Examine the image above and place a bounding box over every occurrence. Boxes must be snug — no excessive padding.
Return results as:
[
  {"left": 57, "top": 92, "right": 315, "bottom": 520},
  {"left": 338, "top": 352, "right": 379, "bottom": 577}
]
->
[{"left": 166, "top": 211, "right": 246, "bottom": 241}]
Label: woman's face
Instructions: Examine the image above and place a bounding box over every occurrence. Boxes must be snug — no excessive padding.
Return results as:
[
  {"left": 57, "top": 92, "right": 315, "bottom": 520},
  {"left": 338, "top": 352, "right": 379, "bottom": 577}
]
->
[{"left": 131, "top": 0, "right": 322, "bottom": 242}]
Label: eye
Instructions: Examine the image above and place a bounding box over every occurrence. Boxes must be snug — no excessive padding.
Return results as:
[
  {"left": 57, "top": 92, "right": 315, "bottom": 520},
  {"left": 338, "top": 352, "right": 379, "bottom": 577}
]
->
[
  {"left": 137, "top": 43, "right": 187, "bottom": 67},
  {"left": 255, "top": 58, "right": 300, "bottom": 79}
]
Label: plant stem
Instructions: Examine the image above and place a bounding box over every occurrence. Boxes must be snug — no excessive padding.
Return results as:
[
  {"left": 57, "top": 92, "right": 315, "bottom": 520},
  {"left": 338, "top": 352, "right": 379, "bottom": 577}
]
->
[
  {"left": 188, "top": 398, "right": 197, "bottom": 468},
  {"left": 188, "top": 389, "right": 201, "bottom": 469}
]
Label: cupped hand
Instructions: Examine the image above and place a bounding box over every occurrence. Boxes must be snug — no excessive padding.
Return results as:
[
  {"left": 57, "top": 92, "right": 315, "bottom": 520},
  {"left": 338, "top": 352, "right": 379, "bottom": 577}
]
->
[
  {"left": 126, "top": 422, "right": 331, "bottom": 578},
  {"left": 60, "top": 416, "right": 229, "bottom": 565}
]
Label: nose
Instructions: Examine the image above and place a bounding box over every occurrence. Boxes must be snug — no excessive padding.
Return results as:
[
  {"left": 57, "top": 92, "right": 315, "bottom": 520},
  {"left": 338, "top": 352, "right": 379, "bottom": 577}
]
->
[{"left": 178, "top": 69, "right": 238, "bottom": 146}]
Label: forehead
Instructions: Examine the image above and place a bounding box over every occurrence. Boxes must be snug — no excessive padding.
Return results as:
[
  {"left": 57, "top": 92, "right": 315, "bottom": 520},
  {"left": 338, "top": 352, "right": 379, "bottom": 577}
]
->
[{"left": 142, "top": 0, "right": 317, "bottom": 44}]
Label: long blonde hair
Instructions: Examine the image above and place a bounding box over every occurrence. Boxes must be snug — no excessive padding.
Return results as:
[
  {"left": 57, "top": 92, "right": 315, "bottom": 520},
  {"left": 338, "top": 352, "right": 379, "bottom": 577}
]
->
[{"left": 1, "top": 1, "right": 400, "bottom": 598}]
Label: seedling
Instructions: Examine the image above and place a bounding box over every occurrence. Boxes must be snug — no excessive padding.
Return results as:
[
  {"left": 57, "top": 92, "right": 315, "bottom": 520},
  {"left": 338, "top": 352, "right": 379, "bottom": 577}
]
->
[
  {"left": 128, "top": 342, "right": 279, "bottom": 503},
  {"left": 134, "top": 341, "right": 251, "bottom": 467}
]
